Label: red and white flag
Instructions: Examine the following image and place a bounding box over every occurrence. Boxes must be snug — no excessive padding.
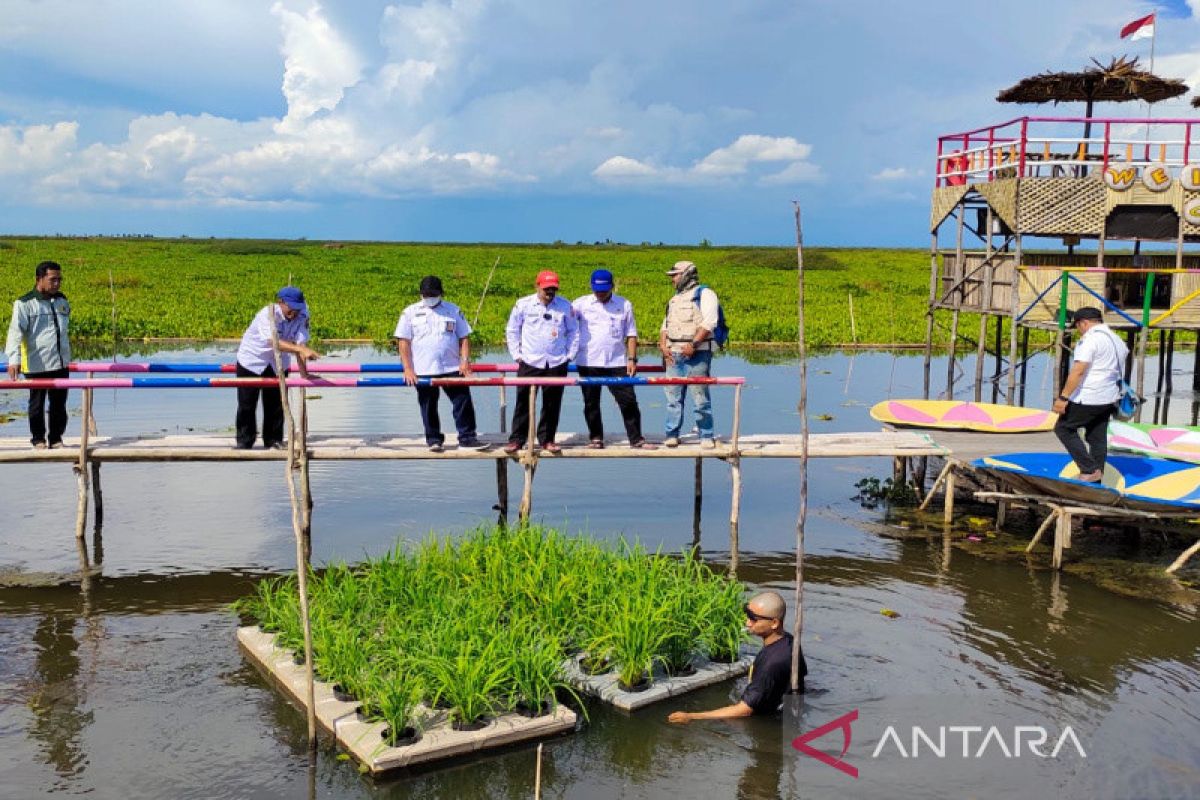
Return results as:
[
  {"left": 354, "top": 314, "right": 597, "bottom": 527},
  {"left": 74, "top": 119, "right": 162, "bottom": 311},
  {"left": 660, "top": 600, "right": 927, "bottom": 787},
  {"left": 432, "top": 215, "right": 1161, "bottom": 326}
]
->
[{"left": 1120, "top": 12, "right": 1155, "bottom": 40}]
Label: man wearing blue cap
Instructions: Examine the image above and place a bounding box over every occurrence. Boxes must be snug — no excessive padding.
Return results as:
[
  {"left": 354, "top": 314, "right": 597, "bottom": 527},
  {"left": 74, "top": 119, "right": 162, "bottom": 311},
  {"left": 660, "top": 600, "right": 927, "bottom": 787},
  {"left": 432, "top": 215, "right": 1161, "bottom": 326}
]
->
[
  {"left": 572, "top": 270, "right": 655, "bottom": 449},
  {"left": 234, "top": 287, "right": 320, "bottom": 450}
]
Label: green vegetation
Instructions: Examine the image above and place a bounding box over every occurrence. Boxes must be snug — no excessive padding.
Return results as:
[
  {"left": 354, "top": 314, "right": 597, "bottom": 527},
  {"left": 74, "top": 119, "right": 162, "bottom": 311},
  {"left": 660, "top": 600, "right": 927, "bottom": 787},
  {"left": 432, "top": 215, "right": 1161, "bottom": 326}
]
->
[
  {"left": 0, "top": 236, "right": 941, "bottom": 347},
  {"left": 234, "top": 525, "right": 748, "bottom": 739}
]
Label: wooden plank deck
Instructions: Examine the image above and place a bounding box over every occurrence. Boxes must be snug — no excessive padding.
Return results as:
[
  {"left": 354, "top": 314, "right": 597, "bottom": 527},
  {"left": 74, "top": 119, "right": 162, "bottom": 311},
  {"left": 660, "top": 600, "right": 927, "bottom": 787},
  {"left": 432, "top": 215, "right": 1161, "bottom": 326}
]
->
[{"left": 0, "top": 430, "right": 945, "bottom": 463}]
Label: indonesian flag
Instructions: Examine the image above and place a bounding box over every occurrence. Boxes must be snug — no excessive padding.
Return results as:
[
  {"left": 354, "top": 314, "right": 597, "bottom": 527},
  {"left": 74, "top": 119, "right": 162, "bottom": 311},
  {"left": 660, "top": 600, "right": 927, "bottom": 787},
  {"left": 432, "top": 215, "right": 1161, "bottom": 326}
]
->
[{"left": 1120, "top": 13, "right": 1155, "bottom": 40}]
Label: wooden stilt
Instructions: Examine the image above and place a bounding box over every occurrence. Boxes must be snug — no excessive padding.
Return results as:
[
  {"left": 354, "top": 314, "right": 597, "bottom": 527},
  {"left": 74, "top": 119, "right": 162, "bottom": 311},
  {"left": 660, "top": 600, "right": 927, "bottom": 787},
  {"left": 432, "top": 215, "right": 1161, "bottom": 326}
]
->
[
  {"left": 1166, "top": 538, "right": 1200, "bottom": 574},
  {"left": 728, "top": 384, "right": 743, "bottom": 574},
  {"left": 1135, "top": 325, "right": 1149, "bottom": 422},
  {"left": 74, "top": 386, "right": 93, "bottom": 540},
  {"left": 791, "top": 202, "right": 810, "bottom": 696},
  {"left": 1166, "top": 330, "right": 1176, "bottom": 394},
  {"left": 918, "top": 461, "right": 952, "bottom": 512},
  {"left": 975, "top": 312, "right": 988, "bottom": 403},
  {"left": 496, "top": 386, "right": 508, "bottom": 525},
  {"left": 1026, "top": 508, "right": 1058, "bottom": 552},
  {"left": 992, "top": 313, "right": 1003, "bottom": 404},
  {"left": 1156, "top": 330, "right": 1167, "bottom": 397},
  {"left": 946, "top": 309, "right": 960, "bottom": 399},
  {"left": 90, "top": 461, "right": 103, "bottom": 529},
  {"left": 269, "top": 311, "right": 317, "bottom": 751},
  {"left": 1006, "top": 232, "right": 1023, "bottom": 403},
  {"left": 1193, "top": 334, "right": 1200, "bottom": 392},
  {"left": 1019, "top": 326, "right": 1031, "bottom": 406},
  {"left": 299, "top": 388, "right": 312, "bottom": 560},
  {"left": 518, "top": 386, "right": 537, "bottom": 523},
  {"left": 996, "top": 500, "right": 1007, "bottom": 531},
  {"left": 692, "top": 458, "right": 703, "bottom": 543},
  {"left": 974, "top": 212, "right": 994, "bottom": 402},
  {"left": 893, "top": 456, "right": 907, "bottom": 486},
  {"left": 943, "top": 467, "right": 956, "bottom": 524},
  {"left": 1052, "top": 511, "right": 1070, "bottom": 570}
]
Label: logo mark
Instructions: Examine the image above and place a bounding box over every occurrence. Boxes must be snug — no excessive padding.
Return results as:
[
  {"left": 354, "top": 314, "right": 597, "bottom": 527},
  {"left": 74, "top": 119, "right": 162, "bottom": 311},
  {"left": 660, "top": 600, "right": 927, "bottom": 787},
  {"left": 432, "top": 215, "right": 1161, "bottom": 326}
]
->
[{"left": 792, "top": 709, "right": 859, "bottom": 778}]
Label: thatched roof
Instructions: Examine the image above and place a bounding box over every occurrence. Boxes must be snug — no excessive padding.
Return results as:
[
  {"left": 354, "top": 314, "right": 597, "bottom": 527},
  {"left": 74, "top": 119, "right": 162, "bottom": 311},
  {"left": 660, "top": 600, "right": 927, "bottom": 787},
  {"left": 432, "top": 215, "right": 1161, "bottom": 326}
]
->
[{"left": 997, "top": 56, "right": 1188, "bottom": 106}]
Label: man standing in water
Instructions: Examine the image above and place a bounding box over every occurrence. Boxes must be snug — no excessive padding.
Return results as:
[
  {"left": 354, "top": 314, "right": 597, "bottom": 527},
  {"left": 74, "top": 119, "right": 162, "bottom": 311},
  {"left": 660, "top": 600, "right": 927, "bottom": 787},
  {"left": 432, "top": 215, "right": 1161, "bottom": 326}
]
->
[
  {"left": 396, "top": 275, "right": 488, "bottom": 452},
  {"left": 5, "top": 261, "right": 71, "bottom": 449},
  {"left": 573, "top": 268, "right": 656, "bottom": 449},
  {"left": 659, "top": 260, "right": 719, "bottom": 449},
  {"left": 1052, "top": 306, "right": 1128, "bottom": 482},
  {"left": 667, "top": 590, "right": 806, "bottom": 722},
  {"left": 234, "top": 287, "right": 320, "bottom": 450},
  {"left": 503, "top": 270, "right": 578, "bottom": 454}
]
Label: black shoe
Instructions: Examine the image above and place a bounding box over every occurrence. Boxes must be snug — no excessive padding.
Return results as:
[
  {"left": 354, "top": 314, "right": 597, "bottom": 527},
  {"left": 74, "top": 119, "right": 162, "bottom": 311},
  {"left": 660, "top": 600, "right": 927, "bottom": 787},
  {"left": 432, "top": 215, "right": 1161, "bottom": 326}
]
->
[
  {"left": 235, "top": 442, "right": 254, "bottom": 450},
  {"left": 458, "top": 438, "right": 490, "bottom": 451}
]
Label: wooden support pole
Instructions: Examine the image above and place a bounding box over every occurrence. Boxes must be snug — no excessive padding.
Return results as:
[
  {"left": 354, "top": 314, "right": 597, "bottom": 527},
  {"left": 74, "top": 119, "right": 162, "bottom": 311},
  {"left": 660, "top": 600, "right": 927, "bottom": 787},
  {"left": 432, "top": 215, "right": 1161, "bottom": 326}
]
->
[
  {"left": 496, "top": 385, "right": 508, "bottom": 524},
  {"left": 299, "top": 387, "right": 312, "bottom": 560},
  {"left": 1025, "top": 508, "right": 1058, "bottom": 552},
  {"left": 1166, "top": 538, "right": 1200, "bottom": 574},
  {"left": 943, "top": 467, "right": 956, "bottom": 524},
  {"left": 1019, "top": 326, "right": 1031, "bottom": 406},
  {"left": 269, "top": 310, "right": 316, "bottom": 751},
  {"left": 1053, "top": 511, "right": 1070, "bottom": 570},
  {"left": 996, "top": 499, "right": 1007, "bottom": 531},
  {"left": 946, "top": 309, "right": 960, "bottom": 399},
  {"left": 893, "top": 456, "right": 907, "bottom": 486},
  {"left": 1166, "top": 330, "right": 1176, "bottom": 394},
  {"left": 974, "top": 209, "right": 994, "bottom": 402},
  {"left": 728, "top": 384, "right": 744, "bottom": 575},
  {"left": 74, "top": 386, "right": 93, "bottom": 540},
  {"left": 692, "top": 458, "right": 703, "bottom": 543},
  {"left": 90, "top": 461, "right": 104, "bottom": 530},
  {"left": 792, "top": 201, "right": 810, "bottom": 696},
  {"left": 918, "top": 461, "right": 952, "bottom": 512},
  {"left": 1007, "top": 233, "right": 1023, "bottom": 403},
  {"left": 1193, "top": 334, "right": 1200, "bottom": 392},
  {"left": 518, "top": 386, "right": 537, "bottom": 524}
]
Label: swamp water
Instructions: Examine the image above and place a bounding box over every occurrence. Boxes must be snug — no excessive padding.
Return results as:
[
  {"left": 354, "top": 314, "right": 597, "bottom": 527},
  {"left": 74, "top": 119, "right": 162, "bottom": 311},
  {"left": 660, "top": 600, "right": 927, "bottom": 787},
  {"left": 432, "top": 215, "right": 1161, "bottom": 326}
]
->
[{"left": 0, "top": 346, "right": 1197, "bottom": 799}]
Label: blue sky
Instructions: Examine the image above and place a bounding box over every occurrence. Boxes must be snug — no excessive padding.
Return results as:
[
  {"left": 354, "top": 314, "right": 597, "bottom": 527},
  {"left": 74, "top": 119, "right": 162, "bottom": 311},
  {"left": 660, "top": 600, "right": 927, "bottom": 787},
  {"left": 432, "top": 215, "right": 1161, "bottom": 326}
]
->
[{"left": 2, "top": 0, "right": 1199, "bottom": 246}]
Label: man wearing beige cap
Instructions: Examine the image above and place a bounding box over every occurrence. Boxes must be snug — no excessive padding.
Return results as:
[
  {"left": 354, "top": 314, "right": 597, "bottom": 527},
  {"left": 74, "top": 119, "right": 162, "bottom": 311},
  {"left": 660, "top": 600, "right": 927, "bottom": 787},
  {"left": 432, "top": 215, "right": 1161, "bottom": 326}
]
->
[{"left": 659, "top": 260, "right": 719, "bottom": 448}]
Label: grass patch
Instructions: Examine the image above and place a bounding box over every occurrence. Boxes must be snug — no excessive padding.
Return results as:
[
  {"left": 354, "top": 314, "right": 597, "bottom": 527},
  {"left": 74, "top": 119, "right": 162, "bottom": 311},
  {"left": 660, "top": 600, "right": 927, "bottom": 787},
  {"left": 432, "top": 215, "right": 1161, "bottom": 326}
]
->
[{"left": 233, "top": 524, "right": 747, "bottom": 734}]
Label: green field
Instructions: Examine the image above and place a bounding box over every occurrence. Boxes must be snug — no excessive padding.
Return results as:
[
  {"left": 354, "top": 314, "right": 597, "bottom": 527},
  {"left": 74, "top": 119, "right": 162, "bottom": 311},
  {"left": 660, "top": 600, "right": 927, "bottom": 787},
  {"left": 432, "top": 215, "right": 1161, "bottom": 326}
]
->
[{"left": 0, "top": 237, "right": 942, "bottom": 347}]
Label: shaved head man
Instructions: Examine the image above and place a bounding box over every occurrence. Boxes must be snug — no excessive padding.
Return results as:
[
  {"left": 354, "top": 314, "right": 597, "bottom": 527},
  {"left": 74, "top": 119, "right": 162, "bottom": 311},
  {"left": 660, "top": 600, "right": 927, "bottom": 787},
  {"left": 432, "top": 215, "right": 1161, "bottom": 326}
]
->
[{"left": 668, "top": 590, "right": 807, "bottom": 723}]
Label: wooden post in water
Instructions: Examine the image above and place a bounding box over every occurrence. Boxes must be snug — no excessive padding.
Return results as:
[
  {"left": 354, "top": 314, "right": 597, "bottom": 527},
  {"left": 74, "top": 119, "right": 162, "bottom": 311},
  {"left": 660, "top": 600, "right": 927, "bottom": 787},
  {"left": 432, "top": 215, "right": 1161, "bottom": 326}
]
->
[
  {"left": 269, "top": 310, "right": 317, "bottom": 750},
  {"left": 74, "top": 385, "right": 93, "bottom": 541},
  {"left": 974, "top": 210, "right": 994, "bottom": 402},
  {"left": 299, "top": 388, "right": 313, "bottom": 559},
  {"left": 692, "top": 458, "right": 703, "bottom": 544},
  {"left": 728, "top": 384, "right": 743, "bottom": 575},
  {"left": 791, "top": 202, "right": 810, "bottom": 695},
  {"left": 943, "top": 467, "right": 956, "bottom": 524},
  {"left": 496, "top": 386, "right": 509, "bottom": 524},
  {"left": 518, "top": 386, "right": 537, "bottom": 523},
  {"left": 1006, "top": 232, "right": 1023, "bottom": 403}
]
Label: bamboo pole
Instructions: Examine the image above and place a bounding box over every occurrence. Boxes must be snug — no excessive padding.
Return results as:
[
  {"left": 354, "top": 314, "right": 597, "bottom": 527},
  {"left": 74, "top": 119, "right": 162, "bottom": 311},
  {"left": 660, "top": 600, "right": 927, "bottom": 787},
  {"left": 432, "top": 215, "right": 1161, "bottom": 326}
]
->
[
  {"left": 1053, "top": 511, "right": 1070, "bottom": 569},
  {"left": 943, "top": 467, "right": 956, "bottom": 524},
  {"left": 1166, "top": 538, "right": 1200, "bottom": 574},
  {"left": 300, "top": 387, "right": 312, "bottom": 559},
  {"left": 496, "top": 385, "right": 509, "bottom": 524},
  {"left": 534, "top": 742, "right": 544, "bottom": 800},
  {"left": 74, "top": 385, "right": 92, "bottom": 540},
  {"left": 728, "top": 384, "right": 743, "bottom": 575},
  {"left": 1025, "top": 508, "right": 1058, "bottom": 552},
  {"left": 918, "top": 461, "right": 953, "bottom": 512},
  {"left": 1007, "top": 238, "right": 1023, "bottom": 403},
  {"left": 974, "top": 209, "right": 994, "bottom": 402},
  {"left": 518, "top": 386, "right": 537, "bottom": 523},
  {"left": 791, "top": 202, "right": 809, "bottom": 696},
  {"left": 269, "top": 308, "right": 317, "bottom": 750}
]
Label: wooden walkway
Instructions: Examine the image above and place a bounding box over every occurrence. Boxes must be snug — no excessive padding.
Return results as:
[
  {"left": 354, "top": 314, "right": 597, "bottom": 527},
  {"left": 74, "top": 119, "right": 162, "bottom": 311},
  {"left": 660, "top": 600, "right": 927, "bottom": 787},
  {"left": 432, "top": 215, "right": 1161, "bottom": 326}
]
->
[{"left": 0, "top": 430, "right": 945, "bottom": 463}]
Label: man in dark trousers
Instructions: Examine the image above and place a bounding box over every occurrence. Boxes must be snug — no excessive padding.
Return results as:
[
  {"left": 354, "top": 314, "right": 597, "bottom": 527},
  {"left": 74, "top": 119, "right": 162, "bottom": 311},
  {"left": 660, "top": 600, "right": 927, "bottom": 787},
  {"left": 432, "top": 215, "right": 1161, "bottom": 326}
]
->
[
  {"left": 667, "top": 590, "right": 806, "bottom": 723},
  {"left": 5, "top": 261, "right": 71, "bottom": 449},
  {"left": 1052, "top": 306, "right": 1128, "bottom": 482},
  {"left": 572, "top": 268, "right": 656, "bottom": 449}
]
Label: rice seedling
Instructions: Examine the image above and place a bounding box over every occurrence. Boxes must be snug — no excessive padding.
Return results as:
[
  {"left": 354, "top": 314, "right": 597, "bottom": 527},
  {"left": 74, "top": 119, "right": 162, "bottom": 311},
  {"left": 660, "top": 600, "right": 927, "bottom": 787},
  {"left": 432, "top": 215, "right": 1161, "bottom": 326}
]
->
[{"left": 235, "top": 523, "right": 749, "bottom": 730}]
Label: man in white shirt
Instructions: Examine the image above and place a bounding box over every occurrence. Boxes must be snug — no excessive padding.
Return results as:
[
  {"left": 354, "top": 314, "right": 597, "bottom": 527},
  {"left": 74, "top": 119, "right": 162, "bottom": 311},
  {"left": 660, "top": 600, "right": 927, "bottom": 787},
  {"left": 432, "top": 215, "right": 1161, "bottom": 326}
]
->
[
  {"left": 1052, "top": 306, "right": 1129, "bottom": 482},
  {"left": 503, "top": 270, "right": 579, "bottom": 454},
  {"left": 395, "top": 275, "right": 486, "bottom": 453},
  {"left": 659, "top": 260, "right": 720, "bottom": 448},
  {"left": 573, "top": 269, "right": 656, "bottom": 450},
  {"left": 234, "top": 287, "right": 319, "bottom": 450}
]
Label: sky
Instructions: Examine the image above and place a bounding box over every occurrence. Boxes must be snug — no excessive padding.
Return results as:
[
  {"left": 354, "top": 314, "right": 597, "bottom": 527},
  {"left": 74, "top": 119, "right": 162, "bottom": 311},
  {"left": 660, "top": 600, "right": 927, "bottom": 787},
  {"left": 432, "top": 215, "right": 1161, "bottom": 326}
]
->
[{"left": 2, "top": 0, "right": 1200, "bottom": 246}]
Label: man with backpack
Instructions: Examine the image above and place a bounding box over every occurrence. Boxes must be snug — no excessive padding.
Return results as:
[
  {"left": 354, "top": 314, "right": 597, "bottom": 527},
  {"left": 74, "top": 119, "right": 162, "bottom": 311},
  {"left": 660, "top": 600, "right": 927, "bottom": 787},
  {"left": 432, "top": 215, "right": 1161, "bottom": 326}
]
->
[
  {"left": 1052, "top": 306, "right": 1129, "bottom": 482},
  {"left": 659, "top": 260, "right": 724, "bottom": 449}
]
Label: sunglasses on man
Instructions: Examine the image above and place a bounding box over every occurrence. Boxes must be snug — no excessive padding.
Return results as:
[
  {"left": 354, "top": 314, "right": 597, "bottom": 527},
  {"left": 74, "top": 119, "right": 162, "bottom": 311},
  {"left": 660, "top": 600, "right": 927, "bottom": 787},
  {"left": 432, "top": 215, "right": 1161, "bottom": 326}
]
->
[{"left": 744, "top": 604, "right": 775, "bottom": 623}]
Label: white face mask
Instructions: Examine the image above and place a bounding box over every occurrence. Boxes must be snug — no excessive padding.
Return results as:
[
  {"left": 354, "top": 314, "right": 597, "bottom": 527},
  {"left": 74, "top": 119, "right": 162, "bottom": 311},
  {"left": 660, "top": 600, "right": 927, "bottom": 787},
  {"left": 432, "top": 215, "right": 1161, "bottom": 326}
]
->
[{"left": 421, "top": 296, "right": 442, "bottom": 307}]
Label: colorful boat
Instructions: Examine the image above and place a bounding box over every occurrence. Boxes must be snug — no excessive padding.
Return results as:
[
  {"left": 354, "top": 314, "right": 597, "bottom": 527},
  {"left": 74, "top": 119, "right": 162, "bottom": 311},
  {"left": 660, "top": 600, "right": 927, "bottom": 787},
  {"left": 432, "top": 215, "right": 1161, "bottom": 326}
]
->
[
  {"left": 870, "top": 400, "right": 1056, "bottom": 433},
  {"left": 973, "top": 452, "right": 1200, "bottom": 511},
  {"left": 1108, "top": 421, "right": 1200, "bottom": 465}
]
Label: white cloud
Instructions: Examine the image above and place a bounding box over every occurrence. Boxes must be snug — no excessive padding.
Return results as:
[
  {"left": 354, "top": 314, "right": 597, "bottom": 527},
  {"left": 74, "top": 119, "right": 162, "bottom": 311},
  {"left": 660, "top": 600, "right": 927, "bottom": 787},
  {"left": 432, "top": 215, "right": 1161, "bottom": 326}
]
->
[
  {"left": 0, "top": 122, "right": 78, "bottom": 174},
  {"left": 594, "top": 134, "right": 820, "bottom": 186},
  {"left": 272, "top": 0, "right": 364, "bottom": 131},
  {"left": 872, "top": 166, "right": 921, "bottom": 181}
]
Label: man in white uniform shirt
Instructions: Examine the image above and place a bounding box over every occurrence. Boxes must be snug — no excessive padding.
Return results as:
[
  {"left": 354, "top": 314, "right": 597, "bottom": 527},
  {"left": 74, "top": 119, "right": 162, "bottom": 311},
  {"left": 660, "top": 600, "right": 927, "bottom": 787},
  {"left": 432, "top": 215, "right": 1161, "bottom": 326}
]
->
[
  {"left": 573, "top": 269, "right": 656, "bottom": 449},
  {"left": 234, "top": 286, "right": 320, "bottom": 450},
  {"left": 1052, "top": 306, "right": 1129, "bottom": 482},
  {"left": 396, "top": 275, "right": 486, "bottom": 453},
  {"left": 503, "top": 270, "right": 579, "bottom": 454}
]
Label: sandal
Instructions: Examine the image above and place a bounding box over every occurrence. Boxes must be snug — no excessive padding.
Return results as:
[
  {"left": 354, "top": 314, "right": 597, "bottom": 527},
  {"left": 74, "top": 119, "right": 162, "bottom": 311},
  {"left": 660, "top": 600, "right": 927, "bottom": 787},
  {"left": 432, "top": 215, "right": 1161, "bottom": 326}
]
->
[
  {"left": 631, "top": 440, "right": 658, "bottom": 450},
  {"left": 588, "top": 439, "right": 605, "bottom": 449}
]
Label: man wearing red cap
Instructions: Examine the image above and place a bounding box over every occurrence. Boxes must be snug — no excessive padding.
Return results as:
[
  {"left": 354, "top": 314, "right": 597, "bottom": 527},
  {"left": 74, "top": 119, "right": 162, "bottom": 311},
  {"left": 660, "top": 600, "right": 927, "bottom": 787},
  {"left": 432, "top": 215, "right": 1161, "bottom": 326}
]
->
[{"left": 503, "top": 270, "right": 579, "bottom": 453}]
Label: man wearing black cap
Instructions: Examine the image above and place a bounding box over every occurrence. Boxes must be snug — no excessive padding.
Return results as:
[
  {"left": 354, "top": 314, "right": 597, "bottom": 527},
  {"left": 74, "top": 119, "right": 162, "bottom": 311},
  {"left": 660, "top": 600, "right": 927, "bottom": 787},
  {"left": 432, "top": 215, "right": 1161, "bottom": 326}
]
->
[
  {"left": 572, "top": 269, "right": 656, "bottom": 449},
  {"left": 1052, "top": 306, "right": 1128, "bottom": 482},
  {"left": 234, "top": 287, "right": 320, "bottom": 450},
  {"left": 395, "top": 276, "right": 487, "bottom": 452}
]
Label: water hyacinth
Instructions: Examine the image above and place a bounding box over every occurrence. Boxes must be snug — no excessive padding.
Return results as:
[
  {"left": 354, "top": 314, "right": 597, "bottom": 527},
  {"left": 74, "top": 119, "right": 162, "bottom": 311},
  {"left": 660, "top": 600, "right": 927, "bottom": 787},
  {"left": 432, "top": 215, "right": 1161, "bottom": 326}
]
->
[{"left": 233, "top": 524, "right": 749, "bottom": 737}]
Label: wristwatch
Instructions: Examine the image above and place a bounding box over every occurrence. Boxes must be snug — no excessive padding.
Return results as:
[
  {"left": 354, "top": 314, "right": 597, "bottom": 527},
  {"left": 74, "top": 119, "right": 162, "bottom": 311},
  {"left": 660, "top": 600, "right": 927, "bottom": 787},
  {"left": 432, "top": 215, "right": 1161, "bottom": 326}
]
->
[{"left": 1057, "top": 395, "right": 1068, "bottom": 402}]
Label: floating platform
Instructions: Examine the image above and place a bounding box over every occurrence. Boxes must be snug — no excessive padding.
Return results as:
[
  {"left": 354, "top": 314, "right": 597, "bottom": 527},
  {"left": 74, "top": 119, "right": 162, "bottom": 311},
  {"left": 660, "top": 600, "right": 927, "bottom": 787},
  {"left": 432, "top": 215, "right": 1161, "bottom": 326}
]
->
[
  {"left": 562, "top": 653, "right": 754, "bottom": 712},
  {"left": 237, "top": 626, "right": 577, "bottom": 774}
]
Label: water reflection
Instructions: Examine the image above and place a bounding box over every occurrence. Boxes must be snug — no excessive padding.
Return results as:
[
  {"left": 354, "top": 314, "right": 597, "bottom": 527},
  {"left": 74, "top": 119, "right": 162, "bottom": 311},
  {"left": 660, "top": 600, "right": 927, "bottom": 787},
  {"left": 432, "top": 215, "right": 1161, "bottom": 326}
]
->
[{"left": 27, "top": 611, "right": 92, "bottom": 781}]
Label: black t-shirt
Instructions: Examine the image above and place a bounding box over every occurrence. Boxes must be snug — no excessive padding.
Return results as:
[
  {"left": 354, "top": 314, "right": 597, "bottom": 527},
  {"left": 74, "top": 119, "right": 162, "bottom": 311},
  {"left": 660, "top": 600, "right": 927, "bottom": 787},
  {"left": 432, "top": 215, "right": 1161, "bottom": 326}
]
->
[{"left": 741, "top": 632, "right": 806, "bottom": 714}]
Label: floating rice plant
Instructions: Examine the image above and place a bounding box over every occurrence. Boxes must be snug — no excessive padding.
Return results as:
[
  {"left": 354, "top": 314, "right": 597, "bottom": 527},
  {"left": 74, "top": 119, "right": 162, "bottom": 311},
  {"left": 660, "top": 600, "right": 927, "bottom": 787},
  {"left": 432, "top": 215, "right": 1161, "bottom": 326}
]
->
[{"left": 233, "top": 524, "right": 748, "bottom": 740}]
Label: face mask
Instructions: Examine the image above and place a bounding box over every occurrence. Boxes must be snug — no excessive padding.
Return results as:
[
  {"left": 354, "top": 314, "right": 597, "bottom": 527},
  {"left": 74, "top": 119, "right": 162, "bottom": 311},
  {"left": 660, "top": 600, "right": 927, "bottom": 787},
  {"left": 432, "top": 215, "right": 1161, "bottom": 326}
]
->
[{"left": 422, "top": 297, "right": 441, "bottom": 308}]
